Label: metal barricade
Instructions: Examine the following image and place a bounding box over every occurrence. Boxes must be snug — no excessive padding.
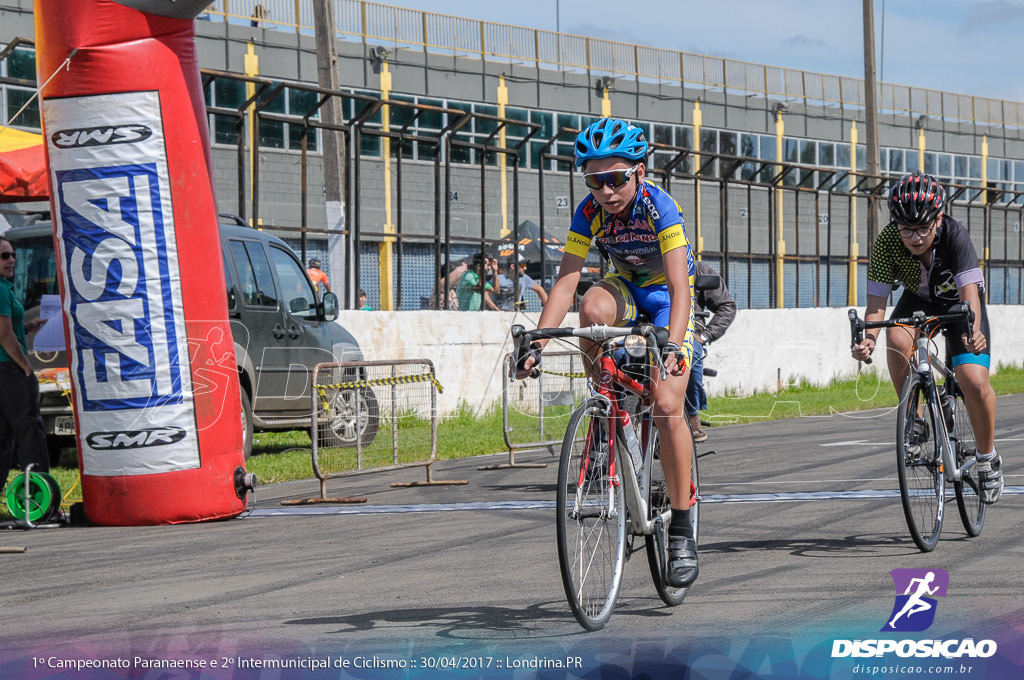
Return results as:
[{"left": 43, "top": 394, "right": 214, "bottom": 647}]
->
[
  {"left": 308, "top": 359, "right": 465, "bottom": 502},
  {"left": 481, "top": 350, "right": 589, "bottom": 470}
]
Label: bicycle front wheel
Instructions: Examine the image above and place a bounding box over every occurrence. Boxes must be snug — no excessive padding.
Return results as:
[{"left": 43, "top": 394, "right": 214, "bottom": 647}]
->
[
  {"left": 952, "top": 386, "right": 985, "bottom": 537},
  {"left": 645, "top": 425, "right": 698, "bottom": 606},
  {"left": 556, "top": 399, "right": 627, "bottom": 631},
  {"left": 896, "top": 375, "right": 944, "bottom": 552}
]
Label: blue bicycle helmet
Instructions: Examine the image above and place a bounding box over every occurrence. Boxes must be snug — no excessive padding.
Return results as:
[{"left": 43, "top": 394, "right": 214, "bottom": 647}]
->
[{"left": 574, "top": 118, "right": 648, "bottom": 167}]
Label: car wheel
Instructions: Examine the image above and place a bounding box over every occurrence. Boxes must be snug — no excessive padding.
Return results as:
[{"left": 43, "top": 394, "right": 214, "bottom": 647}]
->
[
  {"left": 325, "top": 387, "right": 379, "bottom": 448},
  {"left": 240, "top": 386, "right": 253, "bottom": 459}
]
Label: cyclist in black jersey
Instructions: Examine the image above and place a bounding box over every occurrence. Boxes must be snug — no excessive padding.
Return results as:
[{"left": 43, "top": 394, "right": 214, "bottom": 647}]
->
[{"left": 851, "top": 172, "right": 1003, "bottom": 504}]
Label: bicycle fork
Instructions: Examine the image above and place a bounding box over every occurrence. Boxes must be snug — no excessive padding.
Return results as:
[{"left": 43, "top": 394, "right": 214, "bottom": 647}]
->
[{"left": 918, "top": 374, "right": 973, "bottom": 485}]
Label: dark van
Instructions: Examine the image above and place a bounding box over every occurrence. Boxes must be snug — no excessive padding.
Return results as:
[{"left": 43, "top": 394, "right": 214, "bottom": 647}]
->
[{"left": 5, "top": 216, "right": 376, "bottom": 459}]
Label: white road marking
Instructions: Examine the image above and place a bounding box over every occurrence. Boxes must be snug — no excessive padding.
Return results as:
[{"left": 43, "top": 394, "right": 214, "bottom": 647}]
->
[{"left": 245, "top": 486, "right": 1021, "bottom": 516}]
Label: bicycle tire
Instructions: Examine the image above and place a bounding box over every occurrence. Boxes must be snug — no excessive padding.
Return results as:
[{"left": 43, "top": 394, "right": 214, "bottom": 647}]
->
[
  {"left": 556, "top": 399, "right": 627, "bottom": 631},
  {"left": 895, "top": 374, "right": 944, "bottom": 552},
  {"left": 951, "top": 385, "right": 985, "bottom": 537},
  {"left": 645, "top": 425, "right": 698, "bottom": 606}
]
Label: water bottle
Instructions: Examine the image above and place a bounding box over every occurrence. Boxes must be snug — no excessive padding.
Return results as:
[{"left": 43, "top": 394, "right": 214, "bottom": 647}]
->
[
  {"left": 940, "top": 388, "right": 954, "bottom": 429},
  {"left": 620, "top": 412, "right": 643, "bottom": 472}
]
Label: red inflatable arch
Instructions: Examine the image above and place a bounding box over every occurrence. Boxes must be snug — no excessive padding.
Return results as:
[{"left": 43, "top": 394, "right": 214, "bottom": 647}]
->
[{"left": 35, "top": 0, "right": 249, "bottom": 524}]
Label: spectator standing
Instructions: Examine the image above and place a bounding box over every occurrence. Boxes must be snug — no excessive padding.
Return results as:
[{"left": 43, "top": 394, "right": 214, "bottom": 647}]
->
[
  {"left": 307, "top": 258, "right": 330, "bottom": 295},
  {"left": 428, "top": 260, "right": 464, "bottom": 310},
  {"left": 0, "top": 236, "right": 48, "bottom": 496},
  {"left": 495, "top": 260, "right": 548, "bottom": 311},
  {"left": 456, "top": 253, "right": 500, "bottom": 311},
  {"left": 685, "top": 260, "right": 736, "bottom": 443},
  {"left": 358, "top": 289, "right": 373, "bottom": 311},
  {"left": 251, "top": 3, "right": 268, "bottom": 27}
]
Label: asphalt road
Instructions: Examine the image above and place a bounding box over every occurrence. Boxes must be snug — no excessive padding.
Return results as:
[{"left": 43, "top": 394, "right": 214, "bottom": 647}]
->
[{"left": 2, "top": 395, "right": 1022, "bottom": 679}]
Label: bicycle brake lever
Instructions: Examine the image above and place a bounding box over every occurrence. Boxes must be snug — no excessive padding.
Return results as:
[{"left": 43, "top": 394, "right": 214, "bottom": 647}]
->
[{"left": 848, "top": 309, "right": 872, "bottom": 365}]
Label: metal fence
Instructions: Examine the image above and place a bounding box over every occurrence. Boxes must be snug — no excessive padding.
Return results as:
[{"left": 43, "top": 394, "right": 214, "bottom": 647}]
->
[
  {"left": 310, "top": 359, "right": 464, "bottom": 498},
  {"left": 192, "top": 68, "right": 1024, "bottom": 310},
  {"left": 481, "top": 350, "right": 589, "bottom": 471},
  {"left": 203, "top": 0, "right": 1024, "bottom": 128}
]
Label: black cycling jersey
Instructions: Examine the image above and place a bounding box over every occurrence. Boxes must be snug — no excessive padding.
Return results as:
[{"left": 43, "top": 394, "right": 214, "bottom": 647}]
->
[{"left": 866, "top": 216, "right": 985, "bottom": 304}]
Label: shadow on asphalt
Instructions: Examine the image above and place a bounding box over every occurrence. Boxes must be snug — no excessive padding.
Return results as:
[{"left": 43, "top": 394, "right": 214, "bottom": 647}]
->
[
  {"left": 699, "top": 533, "right": 913, "bottom": 557},
  {"left": 283, "top": 601, "right": 579, "bottom": 638}
]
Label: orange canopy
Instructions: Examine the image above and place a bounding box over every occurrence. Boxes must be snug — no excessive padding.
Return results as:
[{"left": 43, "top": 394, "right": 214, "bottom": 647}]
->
[{"left": 0, "top": 127, "right": 48, "bottom": 202}]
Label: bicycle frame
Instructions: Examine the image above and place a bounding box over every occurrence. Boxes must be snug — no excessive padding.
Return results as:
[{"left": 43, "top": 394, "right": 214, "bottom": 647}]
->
[
  {"left": 587, "top": 342, "right": 663, "bottom": 540},
  {"left": 849, "top": 306, "right": 976, "bottom": 484},
  {"left": 909, "top": 332, "right": 974, "bottom": 484},
  {"left": 511, "top": 323, "right": 672, "bottom": 538}
]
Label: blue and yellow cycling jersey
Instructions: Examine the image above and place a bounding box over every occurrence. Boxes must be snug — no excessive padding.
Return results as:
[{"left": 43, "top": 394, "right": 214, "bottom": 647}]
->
[
  {"left": 565, "top": 180, "right": 697, "bottom": 367},
  {"left": 566, "top": 180, "right": 692, "bottom": 287}
]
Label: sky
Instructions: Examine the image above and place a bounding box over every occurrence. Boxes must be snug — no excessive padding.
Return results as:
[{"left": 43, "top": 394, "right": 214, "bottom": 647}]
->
[{"left": 385, "top": 0, "right": 1024, "bottom": 103}]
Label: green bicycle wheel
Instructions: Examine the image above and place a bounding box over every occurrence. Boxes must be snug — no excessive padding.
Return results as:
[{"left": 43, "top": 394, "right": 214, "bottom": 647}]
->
[{"left": 5, "top": 471, "right": 62, "bottom": 523}]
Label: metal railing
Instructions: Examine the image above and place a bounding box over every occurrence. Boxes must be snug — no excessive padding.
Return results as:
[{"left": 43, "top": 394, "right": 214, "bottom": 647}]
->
[
  {"left": 191, "top": 69, "right": 1024, "bottom": 310},
  {"left": 203, "top": 0, "right": 1024, "bottom": 128},
  {"left": 480, "top": 350, "right": 588, "bottom": 471},
  {"left": 310, "top": 359, "right": 465, "bottom": 498}
]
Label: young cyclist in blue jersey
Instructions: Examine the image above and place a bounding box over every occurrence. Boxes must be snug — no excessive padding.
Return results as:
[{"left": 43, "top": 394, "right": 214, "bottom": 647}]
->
[
  {"left": 851, "top": 171, "right": 1003, "bottom": 504},
  {"left": 515, "top": 118, "right": 699, "bottom": 587}
]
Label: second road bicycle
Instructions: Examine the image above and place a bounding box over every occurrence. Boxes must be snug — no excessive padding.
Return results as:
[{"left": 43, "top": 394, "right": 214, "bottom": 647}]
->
[{"left": 849, "top": 302, "right": 985, "bottom": 552}]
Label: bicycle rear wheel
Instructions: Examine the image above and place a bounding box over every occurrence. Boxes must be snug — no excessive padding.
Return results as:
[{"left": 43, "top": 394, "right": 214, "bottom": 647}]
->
[
  {"left": 645, "top": 425, "right": 698, "bottom": 606},
  {"left": 951, "top": 386, "right": 985, "bottom": 537},
  {"left": 896, "top": 375, "right": 944, "bottom": 552},
  {"left": 556, "top": 399, "right": 627, "bottom": 631}
]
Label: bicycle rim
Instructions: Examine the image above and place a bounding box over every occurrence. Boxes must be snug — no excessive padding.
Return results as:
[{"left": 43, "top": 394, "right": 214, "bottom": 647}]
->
[
  {"left": 952, "top": 389, "right": 985, "bottom": 537},
  {"left": 645, "top": 426, "right": 697, "bottom": 606},
  {"left": 556, "top": 400, "right": 626, "bottom": 631},
  {"left": 896, "top": 376, "right": 944, "bottom": 552}
]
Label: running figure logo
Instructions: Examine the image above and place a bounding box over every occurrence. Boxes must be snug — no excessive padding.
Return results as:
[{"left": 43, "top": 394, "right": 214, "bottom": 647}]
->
[{"left": 881, "top": 568, "right": 949, "bottom": 632}]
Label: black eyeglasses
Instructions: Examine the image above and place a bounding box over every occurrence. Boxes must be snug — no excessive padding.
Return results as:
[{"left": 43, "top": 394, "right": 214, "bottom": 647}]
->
[
  {"left": 582, "top": 164, "right": 640, "bottom": 190},
  {"left": 0, "top": 251, "right": 16, "bottom": 261},
  {"left": 896, "top": 224, "right": 935, "bottom": 238}
]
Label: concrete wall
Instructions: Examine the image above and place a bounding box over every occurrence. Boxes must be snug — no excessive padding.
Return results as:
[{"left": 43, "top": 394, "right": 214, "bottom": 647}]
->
[{"left": 334, "top": 305, "right": 1024, "bottom": 416}]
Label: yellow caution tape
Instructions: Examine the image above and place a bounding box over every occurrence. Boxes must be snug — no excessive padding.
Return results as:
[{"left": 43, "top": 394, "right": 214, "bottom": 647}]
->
[{"left": 315, "top": 372, "right": 444, "bottom": 410}]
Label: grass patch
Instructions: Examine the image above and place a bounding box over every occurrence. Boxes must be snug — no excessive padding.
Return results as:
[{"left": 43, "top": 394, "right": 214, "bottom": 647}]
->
[{"left": 6, "top": 364, "right": 1021, "bottom": 506}]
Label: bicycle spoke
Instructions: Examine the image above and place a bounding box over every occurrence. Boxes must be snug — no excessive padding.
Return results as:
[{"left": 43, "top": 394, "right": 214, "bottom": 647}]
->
[
  {"left": 556, "top": 403, "right": 626, "bottom": 630},
  {"left": 952, "top": 388, "right": 986, "bottom": 537},
  {"left": 896, "top": 377, "right": 944, "bottom": 552},
  {"left": 645, "top": 424, "right": 696, "bottom": 606}
]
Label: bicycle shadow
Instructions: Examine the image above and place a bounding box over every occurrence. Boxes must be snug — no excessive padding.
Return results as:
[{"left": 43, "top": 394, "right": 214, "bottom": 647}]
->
[
  {"left": 698, "top": 533, "right": 919, "bottom": 558},
  {"left": 283, "top": 601, "right": 579, "bottom": 639}
]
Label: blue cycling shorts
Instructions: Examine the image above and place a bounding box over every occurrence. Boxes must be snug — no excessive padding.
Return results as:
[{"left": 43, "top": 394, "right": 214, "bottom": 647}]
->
[{"left": 599, "top": 274, "right": 696, "bottom": 369}]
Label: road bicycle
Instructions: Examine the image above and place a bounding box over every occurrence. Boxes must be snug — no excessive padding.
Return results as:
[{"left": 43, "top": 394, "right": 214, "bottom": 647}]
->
[
  {"left": 511, "top": 322, "right": 699, "bottom": 630},
  {"left": 849, "top": 303, "right": 985, "bottom": 552}
]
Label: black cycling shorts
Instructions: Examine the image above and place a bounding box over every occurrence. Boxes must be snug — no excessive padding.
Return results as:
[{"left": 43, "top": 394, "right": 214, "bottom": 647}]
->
[{"left": 891, "top": 292, "right": 991, "bottom": 369}]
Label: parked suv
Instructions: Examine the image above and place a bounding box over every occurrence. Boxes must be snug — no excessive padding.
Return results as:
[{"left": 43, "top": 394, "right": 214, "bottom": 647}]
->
[{"left": 5, "top": 215, "right": 377, "bottom": 459}]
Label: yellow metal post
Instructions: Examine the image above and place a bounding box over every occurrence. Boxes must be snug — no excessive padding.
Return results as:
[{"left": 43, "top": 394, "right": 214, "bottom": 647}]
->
[
  {"left": 918, "top": 128, "right": 926, "bottom": 172},
  {"left": 775, "top": 107, "right": 785, "bottom": 308},
  {"left": 244, "top": 43, "right": 259, "bottom": 223},
  {"left": 601, "top": 85, "right": 611, "bottom": 118},
  {"left": 378, "top": 62, "right": 395, "bottom": 310},
  {"left": 981, "top": 134, "right": 989, "bottom": 209},
  {"left": 498, "top": 75, "right": 510, "bottom": 238},
  {"left": 981, "top": 135, "right": 989, "bottom": 264},
  {"left": 848, "top": 121, "right": 859, "bottom": 306},
  {"left": 692, "top": 100, "right": 703, "bottom": 258}
]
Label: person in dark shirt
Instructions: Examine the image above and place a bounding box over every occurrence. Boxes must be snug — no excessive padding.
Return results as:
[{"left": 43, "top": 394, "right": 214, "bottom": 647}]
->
[
  {"left": 851, "top": 172, "right": 1002, "bottom": 504},
  {"left": 685, "top": 261, "right": 735, "bottom": 443},
  {"left": 0, "top": 236, "right": 48, "bottom": 498}
]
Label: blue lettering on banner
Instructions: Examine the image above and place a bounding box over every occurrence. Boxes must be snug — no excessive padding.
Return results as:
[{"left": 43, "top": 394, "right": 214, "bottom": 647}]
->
[{"left": 57, "top": 164, "right": 183, "bottom": 411}]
